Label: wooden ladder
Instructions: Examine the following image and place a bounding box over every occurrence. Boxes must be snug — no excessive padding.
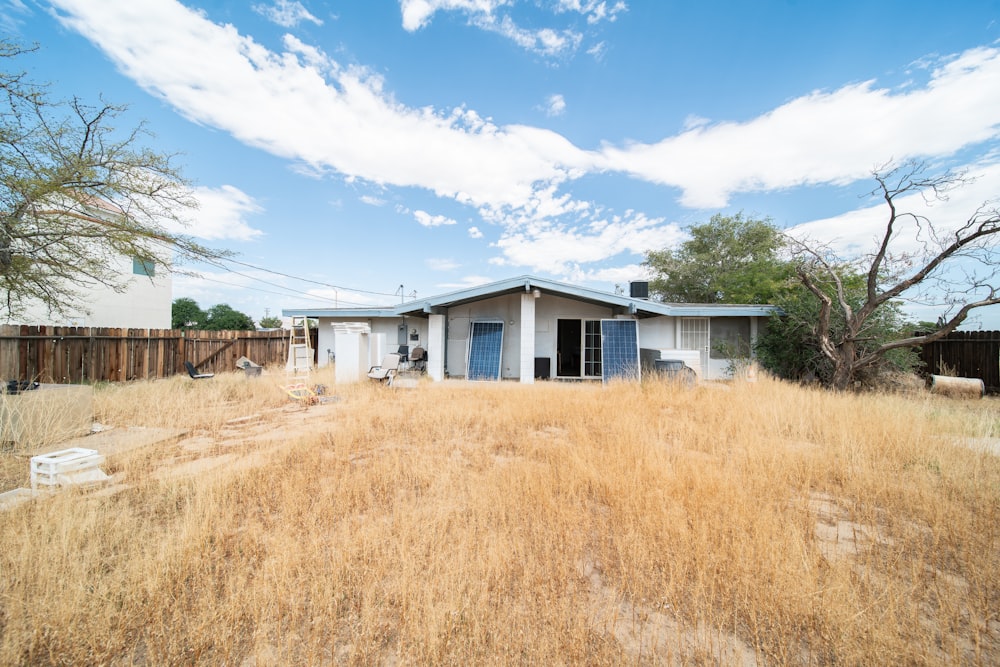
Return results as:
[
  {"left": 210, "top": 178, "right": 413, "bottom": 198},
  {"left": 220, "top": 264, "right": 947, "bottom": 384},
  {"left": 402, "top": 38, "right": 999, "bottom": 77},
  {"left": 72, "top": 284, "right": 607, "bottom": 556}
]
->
[{"left": 286, "top": 316, "right": 313, "bottom": 380}]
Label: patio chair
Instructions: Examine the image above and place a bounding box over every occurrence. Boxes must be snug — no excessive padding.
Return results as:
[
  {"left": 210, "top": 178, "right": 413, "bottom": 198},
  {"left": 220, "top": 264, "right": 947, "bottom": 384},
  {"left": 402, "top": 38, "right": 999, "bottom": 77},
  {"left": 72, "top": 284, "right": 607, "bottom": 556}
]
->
[
  {"left": 184, "top": 361, "right": 214, "bottom": 379},
  {"left": 408, "top": 346, "right": 426, "bottom": 373},
  {"left": 367, "top": 353, "right": 401, "bottom": 385}
]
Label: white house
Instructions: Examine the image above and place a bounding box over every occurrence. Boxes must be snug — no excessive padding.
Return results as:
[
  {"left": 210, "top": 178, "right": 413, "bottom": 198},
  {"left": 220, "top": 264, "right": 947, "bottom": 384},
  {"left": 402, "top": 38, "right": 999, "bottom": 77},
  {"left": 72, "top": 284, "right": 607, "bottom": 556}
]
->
[
  {"left": 2, "top": 197, "right": 173, "bottom": 329},
  {"left": 5, "top": 254, "right": 172, "bottom": 329},
  {"left": 283, "top": 275, "right": 776, "bottom": 383}
]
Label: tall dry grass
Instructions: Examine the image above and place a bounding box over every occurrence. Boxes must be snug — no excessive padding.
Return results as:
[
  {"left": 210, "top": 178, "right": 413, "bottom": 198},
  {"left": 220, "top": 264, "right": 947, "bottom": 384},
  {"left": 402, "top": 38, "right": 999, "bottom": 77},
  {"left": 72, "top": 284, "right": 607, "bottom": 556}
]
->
[{"left": 0, "top": 371, "right": 998, "bottom": 664}]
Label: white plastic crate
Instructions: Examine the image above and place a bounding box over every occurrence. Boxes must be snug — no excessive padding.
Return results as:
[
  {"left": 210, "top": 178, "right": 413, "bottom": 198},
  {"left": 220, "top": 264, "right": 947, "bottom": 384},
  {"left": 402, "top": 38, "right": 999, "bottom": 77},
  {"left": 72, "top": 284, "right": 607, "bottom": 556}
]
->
[{"left": 30, "top": 447, "right": 108, "bottom": 491}]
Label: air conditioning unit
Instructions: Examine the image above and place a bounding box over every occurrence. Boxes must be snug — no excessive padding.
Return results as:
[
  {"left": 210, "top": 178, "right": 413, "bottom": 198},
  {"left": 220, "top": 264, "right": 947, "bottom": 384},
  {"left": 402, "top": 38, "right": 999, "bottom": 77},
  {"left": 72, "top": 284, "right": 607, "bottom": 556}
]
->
[{"left": 629, "top": 281, "right": 649, "bottom": 299}]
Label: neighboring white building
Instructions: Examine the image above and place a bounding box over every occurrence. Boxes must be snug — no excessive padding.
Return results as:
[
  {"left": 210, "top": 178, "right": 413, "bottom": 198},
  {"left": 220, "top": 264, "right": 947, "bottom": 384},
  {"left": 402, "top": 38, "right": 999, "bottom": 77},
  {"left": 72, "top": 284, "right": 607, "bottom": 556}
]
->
[
  {"left": 283, "top": 275, "right": 776, "bottom": 383},
  {"left": 2, "top": 197, "right": 173, "bottom": 329},
  {"left": 5, "top": 253, "right": 172, "bottom": 328}
]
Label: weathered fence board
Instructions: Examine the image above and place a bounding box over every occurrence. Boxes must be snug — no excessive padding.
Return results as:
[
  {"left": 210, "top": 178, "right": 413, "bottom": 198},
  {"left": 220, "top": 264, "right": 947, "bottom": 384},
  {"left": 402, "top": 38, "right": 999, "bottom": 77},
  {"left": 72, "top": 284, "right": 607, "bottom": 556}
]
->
[
  {"left": 918, "top": 330, "right": 1000, "bottom": 394},
  {"left": 0, "top": 325, "right": 317, "bottom": 384}
]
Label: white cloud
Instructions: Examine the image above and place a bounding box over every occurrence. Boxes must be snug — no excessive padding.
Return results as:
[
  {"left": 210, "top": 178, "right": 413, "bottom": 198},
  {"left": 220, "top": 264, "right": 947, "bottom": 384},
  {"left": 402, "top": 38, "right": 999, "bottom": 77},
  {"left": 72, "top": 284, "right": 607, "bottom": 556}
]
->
[
  {"left": 468, "top": 226, "right": 484, "bottom": 238},
  {"left": 601, "top": 47, "right": 1000, "bottom": 208},
  {"left": 360, "top": 194, "right": 386, "bottom": 206},
  {"left": 426, "top": 257, "right": 460, "bottom": 271},
  {"left": 492, "top": 211, "right": 682, "bottom": 274},
  {"left": 50, "top": 1, "right": 598, "bottom": 218},
  {"left": 400, "top": 0, "right": 509, "bottom": 32},
  {"left": 176, "top": 185, "right": 265, "bottom": 241},
  {"left": 399, "top": 0, "right": 581, "bottom": 57},
  {"left": 577, "top": 263, "right": 648, "bottom": 284},
  {"left": 0, "top": 0, "right": 29, "bottom": 34},
  {"left": 543, "top": 93, "right": 566, "bottom": 117},
  {"left": 49, "top": 1, "right": 1000, "bottom": 280},
  {"left": 585, "top": 41, "right": 606, "bottom": 61},
  {"left": 681, "top": 114, "right": 709, "bottom": 131},
  {"left": 555, "top": 0, "right": 627, "bottom": 24},
  {"left": 787, "top": 161, "right": 1000, "bottom": 259},
  {"left": 414, "top": 210, "right": 457, "bottom": 227},
  {"left": 493, "top": 15, "right": 581, "bottom": 57},
  {"left": 252, "top": 0, "right": 322, "bottom": 28}
]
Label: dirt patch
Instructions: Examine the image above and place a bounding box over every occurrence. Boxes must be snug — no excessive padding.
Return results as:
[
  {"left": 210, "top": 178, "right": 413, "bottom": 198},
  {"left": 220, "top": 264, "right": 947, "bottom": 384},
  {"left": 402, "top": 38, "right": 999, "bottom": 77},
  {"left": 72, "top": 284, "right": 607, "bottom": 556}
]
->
[
  {"left": 579, "top": 557, "right": 759, "bottom": 665},
  {"left": 805, "top": 491, "right": 891, "bottom": 561}
]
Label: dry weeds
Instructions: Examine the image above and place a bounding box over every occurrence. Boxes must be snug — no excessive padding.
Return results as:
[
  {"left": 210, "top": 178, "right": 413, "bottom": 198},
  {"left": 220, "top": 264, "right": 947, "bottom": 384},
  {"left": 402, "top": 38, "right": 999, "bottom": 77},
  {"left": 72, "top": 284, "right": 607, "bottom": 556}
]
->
[{"left": 0, "top": 370, "right": 998, "bottom": 665}]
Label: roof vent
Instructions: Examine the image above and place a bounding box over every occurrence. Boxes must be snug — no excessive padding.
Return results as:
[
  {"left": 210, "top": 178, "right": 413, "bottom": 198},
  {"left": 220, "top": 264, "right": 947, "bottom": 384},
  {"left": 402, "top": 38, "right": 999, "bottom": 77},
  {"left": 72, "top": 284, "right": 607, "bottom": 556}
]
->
[{"left": 629, "top": 281, "right": 649, "bottom": 299}]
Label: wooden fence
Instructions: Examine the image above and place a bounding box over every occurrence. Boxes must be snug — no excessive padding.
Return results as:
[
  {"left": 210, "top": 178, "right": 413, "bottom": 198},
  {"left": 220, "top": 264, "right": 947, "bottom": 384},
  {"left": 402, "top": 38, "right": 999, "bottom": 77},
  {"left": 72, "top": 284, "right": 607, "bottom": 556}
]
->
[
  {"left": 0, "top": 325, "right": 317, "bottom": 384},
  {"left": 917, "top": 330, "right": 1000, "bottom": 394}
]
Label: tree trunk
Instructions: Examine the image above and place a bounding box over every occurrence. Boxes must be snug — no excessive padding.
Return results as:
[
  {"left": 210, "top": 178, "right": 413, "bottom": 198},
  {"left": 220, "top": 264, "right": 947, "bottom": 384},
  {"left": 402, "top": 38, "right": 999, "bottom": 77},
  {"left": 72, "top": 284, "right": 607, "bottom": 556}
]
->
[{"left": 829, "top": 341, "right": 857, "bottom": 391}]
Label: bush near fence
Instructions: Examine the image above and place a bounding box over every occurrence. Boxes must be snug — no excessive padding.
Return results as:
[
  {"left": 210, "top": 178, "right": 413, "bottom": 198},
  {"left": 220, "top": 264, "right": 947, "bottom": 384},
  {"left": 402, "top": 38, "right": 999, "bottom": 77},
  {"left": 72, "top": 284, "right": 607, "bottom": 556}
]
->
[{"left": 0, "top": 325, "right": 317, "bottom": 384}]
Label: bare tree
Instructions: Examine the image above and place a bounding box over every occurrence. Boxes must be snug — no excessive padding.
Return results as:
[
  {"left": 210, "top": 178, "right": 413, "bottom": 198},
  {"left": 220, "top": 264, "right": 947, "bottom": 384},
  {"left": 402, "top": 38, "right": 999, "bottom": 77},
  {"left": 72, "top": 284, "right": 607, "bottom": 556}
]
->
[
  {"left": 0, "top": 41, "right": 228, "bottom": 319},
  {"left": 788, "top": 160, "right": 1000, "bottom": 390}
]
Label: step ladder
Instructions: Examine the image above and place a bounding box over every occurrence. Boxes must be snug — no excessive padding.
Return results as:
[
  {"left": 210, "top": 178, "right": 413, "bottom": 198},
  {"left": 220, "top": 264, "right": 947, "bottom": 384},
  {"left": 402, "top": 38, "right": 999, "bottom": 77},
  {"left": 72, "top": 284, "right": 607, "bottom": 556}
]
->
[{"left": 285, "top": 316, "right": 313, "bottom": 380}]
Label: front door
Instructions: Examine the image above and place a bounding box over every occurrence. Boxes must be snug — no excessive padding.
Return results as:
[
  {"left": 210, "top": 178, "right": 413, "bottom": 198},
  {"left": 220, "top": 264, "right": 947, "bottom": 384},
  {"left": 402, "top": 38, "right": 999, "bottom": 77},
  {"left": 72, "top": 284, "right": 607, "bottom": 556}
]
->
[
  {"left": 557, "top": 319, "right": 581, "bottom": 377},
  {"left": 557, "top": 319, "right": 602, "bottom": 378},
  {"left": 680, "top": 317, "right": 710, "bottom": 378}
]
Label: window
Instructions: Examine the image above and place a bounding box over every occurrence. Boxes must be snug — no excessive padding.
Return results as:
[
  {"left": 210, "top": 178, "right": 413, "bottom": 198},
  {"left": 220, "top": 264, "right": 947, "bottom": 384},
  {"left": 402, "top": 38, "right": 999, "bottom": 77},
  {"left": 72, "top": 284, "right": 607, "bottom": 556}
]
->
[
  {"left": 133, "top": 257, "right": 155, "bottom": 277},
  {"left": 710, "top": 317, "right": 751, "bottom": 359},
  {"left": 557, "top": 319, "right": 603, "bottom": 378},
  {"left": 680, "top": 317, "right": 709, "bottom": 351},
  {"left": 584, "top": 320, "right": 602, "bottom": 377}
]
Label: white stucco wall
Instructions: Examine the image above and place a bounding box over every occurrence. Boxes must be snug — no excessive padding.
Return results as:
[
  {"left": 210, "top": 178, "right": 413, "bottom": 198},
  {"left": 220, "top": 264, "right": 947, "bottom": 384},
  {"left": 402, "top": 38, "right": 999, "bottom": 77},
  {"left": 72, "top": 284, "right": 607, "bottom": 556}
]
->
[
  {"left": 317, "top": 316, "right": 429, "bottom": 368},
  {"left": 636, "top": 317, "right": 677, "bottom": 349},
  {"left": 446, "top": 293, "right": 626, "bottom": 379},
  {"left": 5, "top": 255, "right": 172, "bottom": 328},
  {"left": 445, "top": 295, "right": 523, "bottom": 379}
]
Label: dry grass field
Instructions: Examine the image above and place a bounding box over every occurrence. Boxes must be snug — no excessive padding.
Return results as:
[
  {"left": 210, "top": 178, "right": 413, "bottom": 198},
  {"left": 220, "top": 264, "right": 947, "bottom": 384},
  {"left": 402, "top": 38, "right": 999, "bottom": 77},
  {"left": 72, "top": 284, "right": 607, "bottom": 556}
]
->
[{"left": 1, "top": 369, "right": 998, "bottom": 665}]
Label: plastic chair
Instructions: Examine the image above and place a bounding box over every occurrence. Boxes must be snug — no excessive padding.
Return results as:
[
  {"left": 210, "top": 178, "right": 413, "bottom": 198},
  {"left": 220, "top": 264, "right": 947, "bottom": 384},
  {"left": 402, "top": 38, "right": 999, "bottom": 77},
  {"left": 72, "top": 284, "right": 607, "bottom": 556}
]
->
[
  {"left": 408, "top": 346, "right": 426, "bottom": 372},
  {"left": 184, "top": 361, "right": 214, "bottom": 379},
  {"left": 367, "top": 353, "right": 401, "bottom": 385}
]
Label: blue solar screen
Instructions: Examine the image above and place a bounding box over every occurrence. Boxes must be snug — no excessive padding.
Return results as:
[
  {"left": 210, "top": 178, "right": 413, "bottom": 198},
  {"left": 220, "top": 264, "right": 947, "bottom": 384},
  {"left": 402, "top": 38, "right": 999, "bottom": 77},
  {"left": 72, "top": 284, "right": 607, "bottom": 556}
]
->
[
  {"left": 468, "top": 321, "right": 504, "bottom": 381},
  {"left": 601, "top": 319, "right": 640, "bottom": 382}
]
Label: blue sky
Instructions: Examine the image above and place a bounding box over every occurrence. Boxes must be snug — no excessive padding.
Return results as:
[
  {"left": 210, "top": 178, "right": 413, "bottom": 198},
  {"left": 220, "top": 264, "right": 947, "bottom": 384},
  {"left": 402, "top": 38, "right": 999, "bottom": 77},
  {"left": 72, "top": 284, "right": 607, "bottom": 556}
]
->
[{"left": 4, "top": 0, "right": 1000, "bottom": 327}]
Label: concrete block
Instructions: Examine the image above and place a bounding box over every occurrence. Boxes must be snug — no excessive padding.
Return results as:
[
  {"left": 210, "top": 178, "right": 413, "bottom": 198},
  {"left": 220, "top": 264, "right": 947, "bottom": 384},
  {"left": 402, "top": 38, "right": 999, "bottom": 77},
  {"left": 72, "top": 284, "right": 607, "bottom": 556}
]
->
[{"left": 30, "top": 447, "right": 107, "bottom": 490}]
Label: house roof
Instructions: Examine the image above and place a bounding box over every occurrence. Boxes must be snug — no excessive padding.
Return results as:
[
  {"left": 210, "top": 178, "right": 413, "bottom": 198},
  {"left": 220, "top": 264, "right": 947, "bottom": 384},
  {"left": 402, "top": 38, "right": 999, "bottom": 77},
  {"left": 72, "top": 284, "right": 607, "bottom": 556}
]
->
[{"left": 283, "top": 274, "right": 777, "bottom": 319}]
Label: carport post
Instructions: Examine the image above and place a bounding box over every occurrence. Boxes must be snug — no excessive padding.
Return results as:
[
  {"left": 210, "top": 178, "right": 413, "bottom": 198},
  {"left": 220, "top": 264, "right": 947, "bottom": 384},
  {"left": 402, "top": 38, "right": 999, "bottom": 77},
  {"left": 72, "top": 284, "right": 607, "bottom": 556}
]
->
[{"left": 427, "top": 314, "right": 445, "bottom": 381}]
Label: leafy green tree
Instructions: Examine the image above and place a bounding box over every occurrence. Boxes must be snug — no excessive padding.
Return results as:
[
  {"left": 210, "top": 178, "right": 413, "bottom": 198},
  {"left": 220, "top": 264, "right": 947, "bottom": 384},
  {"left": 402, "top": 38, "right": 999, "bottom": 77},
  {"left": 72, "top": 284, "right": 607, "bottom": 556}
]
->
[
  {"left": 0, "top": 40, "right": 228, "bottom": 320},
  {"left": 171, "top": 297, "right": 206, "bottom": 329},
  {"left": 644, "top": 212, "right": 791, "bottom": 304},
  {"left": 203, "top": 303, "right": 254, "bottom": 331},
  {"left": 258, "top": 315, "right": 282, "bottom": 329}
]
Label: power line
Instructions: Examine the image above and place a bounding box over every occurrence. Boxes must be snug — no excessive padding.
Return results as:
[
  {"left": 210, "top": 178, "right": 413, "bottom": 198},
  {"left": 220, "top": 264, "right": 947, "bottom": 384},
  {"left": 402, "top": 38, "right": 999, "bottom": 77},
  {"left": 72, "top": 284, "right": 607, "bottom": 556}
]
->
[
  {"left": 209, "top": 256, "right": 404, "bottom": 299},
  {"left": 189, "top": 274, "right": 337, "bottom": 303},
  {"left": 155, "top": 237, "right": 411, "bottom": 307},
  {"left": 189, "top": 272, "right": 376, "bottom": 308}
]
